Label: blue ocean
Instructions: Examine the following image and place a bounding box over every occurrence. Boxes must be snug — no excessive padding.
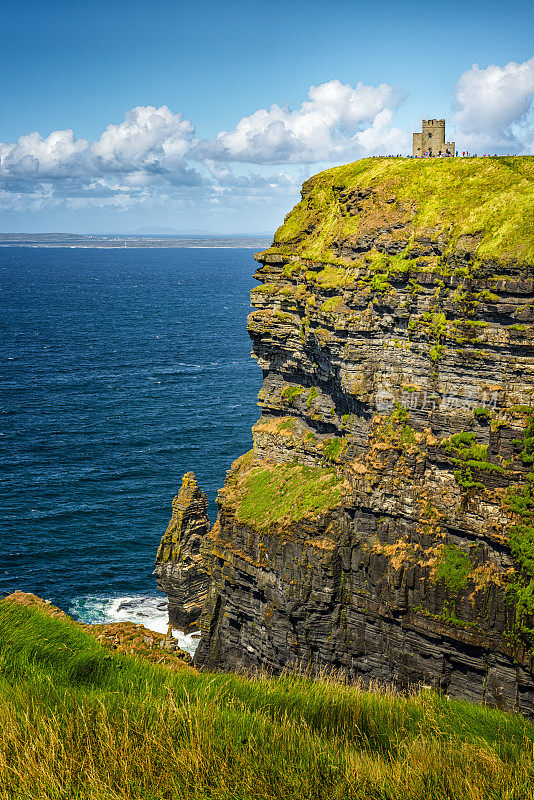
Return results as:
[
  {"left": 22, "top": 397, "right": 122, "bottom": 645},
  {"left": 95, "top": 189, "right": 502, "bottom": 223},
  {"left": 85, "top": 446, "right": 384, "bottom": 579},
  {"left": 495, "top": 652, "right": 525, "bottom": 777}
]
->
[{"left": 0, "top": 247, "right": 260, "bottom": 644}]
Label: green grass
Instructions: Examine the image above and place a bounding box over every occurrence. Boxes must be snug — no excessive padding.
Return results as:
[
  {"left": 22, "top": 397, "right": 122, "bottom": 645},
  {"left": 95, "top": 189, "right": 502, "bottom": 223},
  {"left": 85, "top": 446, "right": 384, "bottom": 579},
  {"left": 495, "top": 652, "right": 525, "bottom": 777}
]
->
[
  {"left": 506, "top": 411, "right": 534, "bottom": 640},
  {"left": 323, "top": 436, "right": 347, "bottom": 461},
  {"left": 0, "top": 600, "right": 534, "bottom": 799},
  {"left": 281, "top": 384, "right": 305, "bottom": 403},
  {"left": 233, "top": 461, "right": 343, "bottom": 528},
  {"left": 265, "top": 156, "right": 534, "bottom": 266},
  {"left": 435, "top": 543, "right": 472, "bottom": 593},
  {"left": 445, "top": 431, "right": 504, "bottom": 490}
]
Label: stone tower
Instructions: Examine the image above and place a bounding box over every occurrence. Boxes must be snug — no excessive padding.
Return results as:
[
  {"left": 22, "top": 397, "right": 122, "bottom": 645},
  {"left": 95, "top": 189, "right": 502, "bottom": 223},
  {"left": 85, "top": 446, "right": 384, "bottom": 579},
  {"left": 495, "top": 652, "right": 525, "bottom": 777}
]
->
[{"left": 413, "top": 119, "right": 455, "bottom": 157}]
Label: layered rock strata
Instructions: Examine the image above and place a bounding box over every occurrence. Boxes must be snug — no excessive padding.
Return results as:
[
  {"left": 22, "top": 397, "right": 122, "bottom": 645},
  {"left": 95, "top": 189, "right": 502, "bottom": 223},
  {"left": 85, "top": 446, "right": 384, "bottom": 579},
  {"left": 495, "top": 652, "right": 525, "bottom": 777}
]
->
[
  {"left": 154, "top": 473, "right": 210, "bottom": 630},
  {"left": 168, "top": 157, "right": 534, "bottom": 714}
]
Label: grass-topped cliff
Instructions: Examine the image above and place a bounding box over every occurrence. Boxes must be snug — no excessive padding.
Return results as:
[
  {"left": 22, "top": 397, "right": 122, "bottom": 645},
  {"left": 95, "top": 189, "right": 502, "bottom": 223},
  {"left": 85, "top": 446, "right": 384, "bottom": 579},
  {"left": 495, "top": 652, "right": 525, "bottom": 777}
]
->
[
  {"left": 265, "top": 156, "right": 534, "bottom": 265},
  {"left": 1, "top": 596, "right": 534, "bottom": 800},
  {"left": 190, "top": 155, "right": 534, "bottom": 711}
]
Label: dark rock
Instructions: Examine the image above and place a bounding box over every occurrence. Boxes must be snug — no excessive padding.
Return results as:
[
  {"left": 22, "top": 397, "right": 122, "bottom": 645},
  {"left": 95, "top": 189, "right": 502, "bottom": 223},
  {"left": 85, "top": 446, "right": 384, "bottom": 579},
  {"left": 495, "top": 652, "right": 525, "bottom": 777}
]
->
[{"left": 154, "top": 472, "right": 210, "bottom": 631}]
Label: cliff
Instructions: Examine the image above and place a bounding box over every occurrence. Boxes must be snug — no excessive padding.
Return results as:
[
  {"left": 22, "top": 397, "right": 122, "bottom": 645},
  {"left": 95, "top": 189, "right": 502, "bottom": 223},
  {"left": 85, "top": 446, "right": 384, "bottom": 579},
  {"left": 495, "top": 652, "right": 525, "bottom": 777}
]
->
[
  {"left": 168, "top": 157, "right": 534, "bottom": 714},
  {"left": 154, "top": 473, "right": 210, "bottom": 630}
]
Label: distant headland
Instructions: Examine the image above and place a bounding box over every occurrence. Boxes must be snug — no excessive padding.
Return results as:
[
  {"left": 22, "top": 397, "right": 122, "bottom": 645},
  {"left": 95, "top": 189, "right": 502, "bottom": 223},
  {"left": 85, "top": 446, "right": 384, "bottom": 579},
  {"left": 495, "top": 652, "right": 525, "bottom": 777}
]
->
[{"left": 0, "top": 233, "right": 272, "bottom": 249}]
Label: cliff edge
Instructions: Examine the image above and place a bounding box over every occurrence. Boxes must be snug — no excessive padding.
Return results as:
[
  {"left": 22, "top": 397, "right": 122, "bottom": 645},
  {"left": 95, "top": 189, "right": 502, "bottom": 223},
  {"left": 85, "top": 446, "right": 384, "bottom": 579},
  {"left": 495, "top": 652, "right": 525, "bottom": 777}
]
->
[{"left": 166, "top": 157, "right": 534, "bottom": 714}]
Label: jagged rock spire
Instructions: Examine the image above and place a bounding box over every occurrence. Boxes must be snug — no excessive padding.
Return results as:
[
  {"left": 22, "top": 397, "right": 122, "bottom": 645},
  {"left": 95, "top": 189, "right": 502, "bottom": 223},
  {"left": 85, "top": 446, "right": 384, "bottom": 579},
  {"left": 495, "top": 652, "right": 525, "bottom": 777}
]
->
[{"left": 154, "top": 472, "right": 210, "bottom": 630}]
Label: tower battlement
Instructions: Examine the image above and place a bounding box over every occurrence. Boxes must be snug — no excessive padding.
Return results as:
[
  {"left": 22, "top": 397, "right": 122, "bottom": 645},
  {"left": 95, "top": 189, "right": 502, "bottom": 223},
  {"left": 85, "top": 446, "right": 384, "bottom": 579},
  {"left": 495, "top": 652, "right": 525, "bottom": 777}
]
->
[{"left": 413, "top": 118, "right": 454, "bottom": 157}]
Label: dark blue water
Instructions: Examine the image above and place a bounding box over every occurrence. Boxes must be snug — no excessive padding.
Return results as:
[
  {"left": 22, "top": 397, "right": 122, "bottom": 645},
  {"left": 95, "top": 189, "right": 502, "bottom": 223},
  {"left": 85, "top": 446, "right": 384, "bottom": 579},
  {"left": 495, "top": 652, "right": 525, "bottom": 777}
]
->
[{"left": 0, "top": 247, "right": 260, "bottom": 627}]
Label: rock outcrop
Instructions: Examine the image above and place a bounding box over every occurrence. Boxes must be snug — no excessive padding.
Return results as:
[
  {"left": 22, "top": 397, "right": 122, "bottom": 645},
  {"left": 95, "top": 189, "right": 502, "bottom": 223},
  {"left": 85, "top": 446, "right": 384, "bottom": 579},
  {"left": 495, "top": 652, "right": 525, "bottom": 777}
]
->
[
  {"left": 168, "top": 157, "right": 534, "bottom": 714},
  {"left": 154, "top": 473, "right": 210, "bottom": 630}
]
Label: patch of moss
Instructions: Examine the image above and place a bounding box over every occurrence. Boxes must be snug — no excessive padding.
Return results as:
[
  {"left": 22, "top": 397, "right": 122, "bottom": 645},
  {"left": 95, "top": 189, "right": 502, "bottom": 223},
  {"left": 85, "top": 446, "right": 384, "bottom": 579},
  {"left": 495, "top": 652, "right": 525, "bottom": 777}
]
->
[
  {"left": 234, "top": 463, "right": 343, "bottom": 529},
  {"left": 475, "top": 289, "right": 499, "bottom": 303},
  {"left": 505, "top": 410, "right": 534, "bottom": 642},
  {"left": 463, "top": 319, "right": 489, "bottom": 328},
  {"left": 323, "top": 436, "right": 348, "bottom": 462},
  {"left": 412, "top": 604, "right": 479, "bottom": 630},
  {"left": 435, "top": 544, "right": 472, "bottom": 593},
  {"left": 277, "top": 418, "right": 297, "bottom": 432},
  {"left": 281, "top": 260, "right": 305, "bottom": 278},
  {"left": 399, "top": 424, "right": 417, "bottom": 446},
  {"left": 251, "top": 282, "right": 278, "bottom": 295},
  {"left": 429, "top": 344, "right": 444, "bottom": 363},
  {"left": 281, "top": 385, "right": 305, "bottom": 404},
  {"left": 315, "top": 265, "right": 355, "bottom": 290},
  {"left": 275, "top": 311, "right": 294, "bottom": 323},
  {"left": 374, "top": 405, "right": 420, "bottom": 455},
  {"left": 445, "top": 432, "right": 504, "bottom": 491},
  {"left": 320, "top": 296, "right": 343, "bottom": 313},
  {"left": 390, "top": 404, "right": 409, "bottom": 423},
  {"left": 409, "top": 279, "right": 424, "bottom": 295},
  {"left": 369, "top": 272, "right": 391, "bottom": 293}
]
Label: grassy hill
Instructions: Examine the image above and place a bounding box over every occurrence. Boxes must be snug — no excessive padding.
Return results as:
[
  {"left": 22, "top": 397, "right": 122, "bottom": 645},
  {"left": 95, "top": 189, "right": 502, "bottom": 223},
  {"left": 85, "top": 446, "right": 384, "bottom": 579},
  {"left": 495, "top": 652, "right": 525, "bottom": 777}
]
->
[
  {"left": 0, "top": 598, "right": 533, "bottom": 799},
  {"left": 267, "top": 156, "right": 534, "bottom": 265}
]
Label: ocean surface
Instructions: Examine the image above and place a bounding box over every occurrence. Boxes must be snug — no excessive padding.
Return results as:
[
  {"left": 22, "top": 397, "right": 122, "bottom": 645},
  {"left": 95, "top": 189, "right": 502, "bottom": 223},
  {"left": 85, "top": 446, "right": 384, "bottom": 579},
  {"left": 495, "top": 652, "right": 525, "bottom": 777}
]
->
[{"left": 0, "top": 246, "right": 261, "bottom": 649}]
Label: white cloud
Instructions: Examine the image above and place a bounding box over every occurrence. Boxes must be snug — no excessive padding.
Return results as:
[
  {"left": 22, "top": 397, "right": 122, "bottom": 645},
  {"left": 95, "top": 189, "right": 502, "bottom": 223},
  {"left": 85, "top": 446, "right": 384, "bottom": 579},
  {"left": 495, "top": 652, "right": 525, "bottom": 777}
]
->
[
  {"left": 0, "top": 129, "right": 91, "bottom": 178},
  {"left": 3, "top": 61, "right": 533, "bottom": 224},
  {"left": 0, "top": 105, "right": 200, "bottom": 187},
  {"left": 0, "top": 83, "right": 410, "bottom": 216},
  {"left": 354, "top": 108, "right": 409, "bottom": 154},
  {"left": 452, "top": 57, "right": 534, "bottom": 152},
  {"left": 92, "top": 105, "right": 195, "bottom": 172},
  {"left": 195, "top": 79, "right": 407, "bottom": 163}
]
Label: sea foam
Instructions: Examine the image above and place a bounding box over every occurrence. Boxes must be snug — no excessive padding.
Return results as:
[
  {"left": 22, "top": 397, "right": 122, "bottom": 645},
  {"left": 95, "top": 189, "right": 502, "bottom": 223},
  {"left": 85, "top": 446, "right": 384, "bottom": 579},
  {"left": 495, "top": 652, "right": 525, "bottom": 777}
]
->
[{"left": 69, "top": 593, "right": 199, "bottom": 656}]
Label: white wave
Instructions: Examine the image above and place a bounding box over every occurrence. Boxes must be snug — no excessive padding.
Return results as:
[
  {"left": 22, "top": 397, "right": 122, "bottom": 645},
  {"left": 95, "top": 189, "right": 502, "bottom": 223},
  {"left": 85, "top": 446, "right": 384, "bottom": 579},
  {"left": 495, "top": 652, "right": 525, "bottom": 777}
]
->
[{"left": 69, "top": 593, "right": 199, "bottom": 656}]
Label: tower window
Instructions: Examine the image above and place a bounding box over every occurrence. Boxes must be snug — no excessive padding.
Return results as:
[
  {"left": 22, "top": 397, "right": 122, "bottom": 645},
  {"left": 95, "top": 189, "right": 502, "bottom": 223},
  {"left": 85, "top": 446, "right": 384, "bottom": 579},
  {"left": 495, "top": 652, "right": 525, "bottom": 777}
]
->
[{"left": 428, "top": 133, "right": 432, "bottom": 138}]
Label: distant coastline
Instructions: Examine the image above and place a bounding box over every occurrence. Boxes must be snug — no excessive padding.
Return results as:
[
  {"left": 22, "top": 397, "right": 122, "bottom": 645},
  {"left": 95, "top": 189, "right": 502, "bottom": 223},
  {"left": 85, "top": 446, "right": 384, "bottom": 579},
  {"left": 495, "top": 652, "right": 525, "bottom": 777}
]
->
[{"left": 0, "top": 233, "right": 272, "bottom": 249}]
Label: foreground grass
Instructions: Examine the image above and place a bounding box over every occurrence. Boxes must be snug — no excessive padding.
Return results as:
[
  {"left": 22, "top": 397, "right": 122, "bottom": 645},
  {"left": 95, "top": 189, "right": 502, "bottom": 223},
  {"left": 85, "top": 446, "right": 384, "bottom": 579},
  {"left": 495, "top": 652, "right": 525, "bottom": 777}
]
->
[{"left": 0, "top": 600, "right": 533, "bottom": 799}]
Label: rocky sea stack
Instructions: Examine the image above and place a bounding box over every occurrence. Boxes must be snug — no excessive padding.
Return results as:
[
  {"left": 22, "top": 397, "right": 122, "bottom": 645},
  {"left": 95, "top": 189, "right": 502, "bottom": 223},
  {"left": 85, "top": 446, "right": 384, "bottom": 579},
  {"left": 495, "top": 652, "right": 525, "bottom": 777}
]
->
[
  {"left": 154, "top": 472, "right": 210, "bottom": 630},
  {"left": 157, "top": 156, "right": 534, "bottom": 715}
]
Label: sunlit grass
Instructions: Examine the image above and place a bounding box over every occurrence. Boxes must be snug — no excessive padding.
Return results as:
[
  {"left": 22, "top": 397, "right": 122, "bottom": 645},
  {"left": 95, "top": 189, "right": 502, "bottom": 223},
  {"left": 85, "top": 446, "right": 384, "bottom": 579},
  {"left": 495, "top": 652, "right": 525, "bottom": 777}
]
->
[
  {"left": 0, "top": 599, "right": 533, "bottom": 799},
  {"left": 271, "top": 156, "right": 534, "bottom": 265}
]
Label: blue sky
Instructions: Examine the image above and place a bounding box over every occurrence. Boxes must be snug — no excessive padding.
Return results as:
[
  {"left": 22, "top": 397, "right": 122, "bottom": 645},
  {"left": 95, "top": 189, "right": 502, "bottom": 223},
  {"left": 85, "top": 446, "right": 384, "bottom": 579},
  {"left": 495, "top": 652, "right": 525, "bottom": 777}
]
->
[{"left": 0, "top": 0, "right": 533, "bottom": 234}]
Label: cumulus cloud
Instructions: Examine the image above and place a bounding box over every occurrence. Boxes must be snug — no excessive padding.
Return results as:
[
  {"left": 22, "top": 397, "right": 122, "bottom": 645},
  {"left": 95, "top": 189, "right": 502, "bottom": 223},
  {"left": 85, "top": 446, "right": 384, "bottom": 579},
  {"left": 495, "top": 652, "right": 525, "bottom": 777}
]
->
[
  {"left": 0, "top": 105, "right": 200, "bottom": 189},
  {"left": 0, "top": 129, "right": 91, "bottom": 179},
  {"left": 92, "top": 105, "right": 195, "bottom": 172},
  {"left": 452, "top": 57, "right": 534, "bottom": 152},
  {"left": 3, "top": 61, "right": 533, "bottom": 223},
  {"left": 195, "top": 79, "right": 407, "bottom": 163},
  {"left": 0, "top": 81, "right": 411, "bottom": 216},
  {"left": 354, "top": 108, "right": 409, "bottom": 155}
]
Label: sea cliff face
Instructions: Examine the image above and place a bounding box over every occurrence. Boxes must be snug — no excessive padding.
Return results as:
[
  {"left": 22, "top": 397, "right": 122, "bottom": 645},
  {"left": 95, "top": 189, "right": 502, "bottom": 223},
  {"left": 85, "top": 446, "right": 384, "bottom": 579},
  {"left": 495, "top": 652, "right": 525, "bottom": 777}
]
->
[{"left": 165, "top": 157, "right": 534, "bottom": 714}]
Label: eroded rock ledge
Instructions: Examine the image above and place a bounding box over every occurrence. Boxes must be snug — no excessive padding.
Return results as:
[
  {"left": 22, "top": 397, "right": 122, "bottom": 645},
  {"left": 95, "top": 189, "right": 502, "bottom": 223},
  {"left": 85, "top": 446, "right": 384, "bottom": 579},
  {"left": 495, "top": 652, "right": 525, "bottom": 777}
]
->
[{"left": 161, "top": 157, "right": 534, "bottom": 715}]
